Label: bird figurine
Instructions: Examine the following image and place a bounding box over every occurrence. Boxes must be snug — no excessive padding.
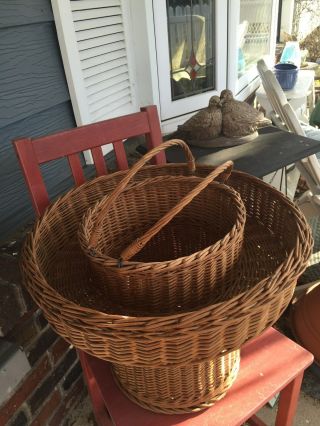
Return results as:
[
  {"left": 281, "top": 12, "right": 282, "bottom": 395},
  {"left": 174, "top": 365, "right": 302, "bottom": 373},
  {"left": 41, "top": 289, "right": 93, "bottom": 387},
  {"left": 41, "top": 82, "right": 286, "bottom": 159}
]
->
[
  {"left": 169, "top": 96, "right": 222, "bottom": 142},
  {"left": 220, "top": 89, "right": 271, "bottom": 138}
]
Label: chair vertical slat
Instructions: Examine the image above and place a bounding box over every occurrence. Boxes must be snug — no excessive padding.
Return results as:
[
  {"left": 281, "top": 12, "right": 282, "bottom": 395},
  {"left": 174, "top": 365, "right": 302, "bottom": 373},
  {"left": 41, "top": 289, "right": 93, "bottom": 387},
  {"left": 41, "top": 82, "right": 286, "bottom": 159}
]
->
[
  {"left": 113, "top": 141, "right": 129, "bottom": 171},
  {"left": 68, "top": 154, "right": 86, "bottom": 186},
  {"left": 13, "top": 139, "right": 50, "bottom": 217},
  {"left": 142, "top": 106, "right": 166, "bottom": 165},
  {"left": 91, "top": 147, "right": 108, "bottom": 176}
]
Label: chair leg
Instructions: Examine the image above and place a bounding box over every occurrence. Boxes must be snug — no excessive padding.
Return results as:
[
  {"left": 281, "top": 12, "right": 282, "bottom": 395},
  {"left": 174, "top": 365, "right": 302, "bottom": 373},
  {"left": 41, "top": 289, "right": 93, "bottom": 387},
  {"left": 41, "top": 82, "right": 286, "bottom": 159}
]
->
[
  {"left": 247, "top": 415, "right": 267, "bottom": 426},
  {"left": 275, "top": 372, "right": 304, "bottom": 426},
  {"left": 78, "top": 350, "right": 113, "bottom": 426}
]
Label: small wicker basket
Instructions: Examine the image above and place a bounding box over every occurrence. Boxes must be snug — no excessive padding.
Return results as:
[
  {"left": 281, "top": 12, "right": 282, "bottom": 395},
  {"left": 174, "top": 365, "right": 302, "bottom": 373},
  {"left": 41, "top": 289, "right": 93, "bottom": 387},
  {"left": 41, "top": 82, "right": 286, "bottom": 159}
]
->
[{"left": 79, "top": 140, "right": 246, "bottom": 314}]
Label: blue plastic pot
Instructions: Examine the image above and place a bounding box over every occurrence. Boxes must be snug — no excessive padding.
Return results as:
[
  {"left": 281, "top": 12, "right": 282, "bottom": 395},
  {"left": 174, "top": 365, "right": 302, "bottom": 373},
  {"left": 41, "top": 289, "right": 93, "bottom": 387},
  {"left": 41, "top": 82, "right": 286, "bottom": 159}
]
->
[{"left": 274, "top": 63, "right": 298, "bottom": 91}]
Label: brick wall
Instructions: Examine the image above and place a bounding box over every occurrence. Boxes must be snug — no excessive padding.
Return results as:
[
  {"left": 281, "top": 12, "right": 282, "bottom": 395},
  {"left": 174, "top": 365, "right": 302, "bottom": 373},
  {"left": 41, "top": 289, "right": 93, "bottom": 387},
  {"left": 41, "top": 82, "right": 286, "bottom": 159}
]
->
[{"left": 0, "top": 231, "right": 85, "bottom": 426}]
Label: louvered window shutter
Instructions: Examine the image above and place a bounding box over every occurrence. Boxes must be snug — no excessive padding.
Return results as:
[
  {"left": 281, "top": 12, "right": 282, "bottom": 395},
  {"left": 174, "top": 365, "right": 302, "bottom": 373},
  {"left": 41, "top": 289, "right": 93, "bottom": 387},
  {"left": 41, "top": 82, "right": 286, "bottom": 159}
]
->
[{"left": 52, "top": 0, "right": 137, "bottom": 158}]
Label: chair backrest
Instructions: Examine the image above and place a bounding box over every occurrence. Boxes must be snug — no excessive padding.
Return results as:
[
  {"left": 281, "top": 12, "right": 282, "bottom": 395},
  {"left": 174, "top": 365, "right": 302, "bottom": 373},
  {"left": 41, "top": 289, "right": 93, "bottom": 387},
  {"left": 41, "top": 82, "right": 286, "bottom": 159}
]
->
[
  {"left": 13, "top": 105, "right": 166, "bottom": 216},
  {"left": 257, "top": 60, "right": 294, "bottom": 128},
  {"left": 257, "top": 59, "right": 320, "bottom": 195}
]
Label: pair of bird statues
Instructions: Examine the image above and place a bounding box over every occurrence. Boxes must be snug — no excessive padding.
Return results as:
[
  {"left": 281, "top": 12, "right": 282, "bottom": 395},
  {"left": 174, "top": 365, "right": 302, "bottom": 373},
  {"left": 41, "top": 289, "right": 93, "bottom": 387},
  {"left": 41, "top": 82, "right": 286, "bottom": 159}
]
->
[{"left": 172, "top": 89, "right": 270, "bottom": 143}]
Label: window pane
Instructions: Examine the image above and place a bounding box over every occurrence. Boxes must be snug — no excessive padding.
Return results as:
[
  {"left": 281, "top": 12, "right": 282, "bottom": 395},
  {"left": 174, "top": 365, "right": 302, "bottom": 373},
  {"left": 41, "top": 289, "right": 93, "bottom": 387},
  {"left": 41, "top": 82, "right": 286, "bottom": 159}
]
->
[
  {"left": 166, "top": 0, "right": 215, "bottom": 101},
  {"left": 238, "top": 0, "right": 273, "bottom": 78}
]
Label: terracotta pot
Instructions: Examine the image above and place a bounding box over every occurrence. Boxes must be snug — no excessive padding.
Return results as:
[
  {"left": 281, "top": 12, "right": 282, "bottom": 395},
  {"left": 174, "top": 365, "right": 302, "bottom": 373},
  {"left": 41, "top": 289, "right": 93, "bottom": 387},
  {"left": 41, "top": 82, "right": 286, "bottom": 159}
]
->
[{"left": 292, "top": 283, "right": 320, "bottom": 364}]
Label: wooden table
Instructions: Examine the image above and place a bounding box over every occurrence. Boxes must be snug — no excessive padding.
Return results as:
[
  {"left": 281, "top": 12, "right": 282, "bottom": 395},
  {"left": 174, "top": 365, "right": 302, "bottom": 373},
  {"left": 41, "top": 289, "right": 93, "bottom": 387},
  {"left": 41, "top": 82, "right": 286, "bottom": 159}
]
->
[
  {"left": 84, "top": 328, "right": 313, "bottom": 426},
  {"left": 164, "top": 126, "right": 320, "bottom": 178}
]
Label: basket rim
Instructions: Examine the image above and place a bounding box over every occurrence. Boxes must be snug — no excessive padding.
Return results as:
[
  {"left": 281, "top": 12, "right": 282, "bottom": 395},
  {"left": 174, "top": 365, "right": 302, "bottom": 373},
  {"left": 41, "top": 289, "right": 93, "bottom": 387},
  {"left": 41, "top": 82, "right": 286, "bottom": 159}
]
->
[
  {"left": 21, "top": 165, "right": 312, "bottom": 324},
  {"left": 21, "top": 253, "right": 296, "bottom": 338},
  {"left": 19, "top": 164, "right": 313, "bottom": 367}
]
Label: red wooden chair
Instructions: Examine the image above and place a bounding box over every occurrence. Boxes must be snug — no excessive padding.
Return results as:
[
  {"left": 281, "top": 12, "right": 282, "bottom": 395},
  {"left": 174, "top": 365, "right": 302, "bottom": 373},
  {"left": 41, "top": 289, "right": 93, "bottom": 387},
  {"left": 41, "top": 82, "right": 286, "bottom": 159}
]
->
[
  {"left": 13, "top": 105, "right": 165, "bottom": 217},
  {"left": 13, "top": 105, "right": 166, "bottom": 425},
  {"left": 13, "top": 105, "right": 314, "bottom": 425}
]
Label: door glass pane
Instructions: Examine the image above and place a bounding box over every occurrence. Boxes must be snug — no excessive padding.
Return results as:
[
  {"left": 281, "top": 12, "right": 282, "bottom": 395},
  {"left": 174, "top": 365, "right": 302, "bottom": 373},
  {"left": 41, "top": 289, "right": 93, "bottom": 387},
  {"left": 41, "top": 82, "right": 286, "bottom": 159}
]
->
[
  {"left": 238, "top": 0, "right": 273, "bottom": 78},
  {"left": 166, "top": 0, "right": 215, "bottom": 101}
]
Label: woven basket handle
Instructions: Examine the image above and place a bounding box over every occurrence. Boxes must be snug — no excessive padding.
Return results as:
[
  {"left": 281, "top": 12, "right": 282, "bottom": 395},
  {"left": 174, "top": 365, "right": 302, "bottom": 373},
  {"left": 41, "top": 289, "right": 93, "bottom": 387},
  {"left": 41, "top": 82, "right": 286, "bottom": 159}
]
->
[
  {"left": 89, "top": 139, "right": 196, "bottom": 246},
  {"left": 119, "top": 160, "right": 233, "bottom": 262}
]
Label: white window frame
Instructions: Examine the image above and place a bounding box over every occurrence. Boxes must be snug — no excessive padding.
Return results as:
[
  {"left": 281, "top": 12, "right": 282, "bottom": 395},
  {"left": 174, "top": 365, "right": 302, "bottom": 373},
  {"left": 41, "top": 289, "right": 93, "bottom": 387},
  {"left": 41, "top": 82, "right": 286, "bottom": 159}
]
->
[
  {"left": 153, "top": 0, "right": 228, "bottom": 121},
  {"left": 227, "top": 0, "right": 279, "bottom": 98}
]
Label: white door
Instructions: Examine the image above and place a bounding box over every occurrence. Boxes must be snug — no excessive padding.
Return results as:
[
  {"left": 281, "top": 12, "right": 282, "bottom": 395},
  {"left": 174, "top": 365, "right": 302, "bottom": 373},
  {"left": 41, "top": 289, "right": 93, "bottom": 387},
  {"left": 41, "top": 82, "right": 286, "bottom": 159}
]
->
[{"left": 153, "top": 0, "right": 228, "bottom": 121}]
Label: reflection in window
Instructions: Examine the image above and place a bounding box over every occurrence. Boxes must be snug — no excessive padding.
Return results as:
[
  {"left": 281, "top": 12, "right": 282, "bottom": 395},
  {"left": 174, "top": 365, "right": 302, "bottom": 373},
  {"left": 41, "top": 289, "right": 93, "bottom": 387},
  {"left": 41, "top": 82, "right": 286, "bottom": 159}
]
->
[
  {"left": 238, "top": 0, "right": 273, "bottom": 77},
  {"left": 166, "top": 0, "right": 215, "bottom": 101}
]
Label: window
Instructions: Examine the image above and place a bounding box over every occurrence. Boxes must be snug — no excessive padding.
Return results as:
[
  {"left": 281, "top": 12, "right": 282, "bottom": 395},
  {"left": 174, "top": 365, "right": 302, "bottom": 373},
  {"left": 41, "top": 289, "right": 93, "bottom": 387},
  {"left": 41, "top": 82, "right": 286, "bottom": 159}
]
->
[
  {"left": 238, "top": 0, "right": 274, "bottom": 79},
  {"left": 52, "top": 0, "right": 279, "bottom": 126},
  {"left": 153, "top": 0, "right": 227, "bottom": 120},
  {"left": 229, "top": 0, "right": 278, "bottom": 97},
  {"left": 166, "top": 0, "right": 215, "bottom": 101}
]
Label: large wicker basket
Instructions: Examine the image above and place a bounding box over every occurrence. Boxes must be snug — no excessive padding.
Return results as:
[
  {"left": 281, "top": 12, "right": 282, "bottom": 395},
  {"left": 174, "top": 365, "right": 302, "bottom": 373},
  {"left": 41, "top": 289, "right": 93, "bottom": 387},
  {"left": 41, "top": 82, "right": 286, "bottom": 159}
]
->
[
  {"left": 79, "top": 140, "right": 246, "bottom": 314},
  {"left": 112, "top": 350, "right": 241, "bottom": 413},
  {"left": 20, "top": 142, "right": 312, "bottom": 413}
]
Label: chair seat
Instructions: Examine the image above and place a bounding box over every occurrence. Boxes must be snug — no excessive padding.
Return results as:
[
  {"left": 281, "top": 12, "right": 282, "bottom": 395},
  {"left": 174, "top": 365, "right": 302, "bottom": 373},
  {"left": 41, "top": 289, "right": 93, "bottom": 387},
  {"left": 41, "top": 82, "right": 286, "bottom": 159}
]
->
[{"left": 85, "top": 327, "right": 313, "bottom": 426}]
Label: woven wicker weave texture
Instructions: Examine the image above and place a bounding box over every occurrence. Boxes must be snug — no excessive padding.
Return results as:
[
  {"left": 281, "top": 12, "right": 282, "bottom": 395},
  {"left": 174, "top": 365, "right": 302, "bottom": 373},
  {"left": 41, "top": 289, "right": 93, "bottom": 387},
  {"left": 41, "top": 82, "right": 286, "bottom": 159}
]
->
[
  {"left": 20, "top": 141, "right": 312, "bottom": 413},
  {"left": 21, "top": 163, "right": 312, "bottom": 365},
  {"left": 112, "top": 350, "right": 240, "bottom": 413},
  {"left": 79, "top": 140, "right": 246, "bottom": 314}
]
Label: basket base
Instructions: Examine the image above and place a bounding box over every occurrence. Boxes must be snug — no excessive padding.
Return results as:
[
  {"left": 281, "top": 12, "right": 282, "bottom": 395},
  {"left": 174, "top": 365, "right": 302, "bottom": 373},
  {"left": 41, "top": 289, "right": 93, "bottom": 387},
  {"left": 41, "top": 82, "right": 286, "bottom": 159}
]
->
[{"left": 111, "top": 350, "right": 240, "bottom": 414}]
